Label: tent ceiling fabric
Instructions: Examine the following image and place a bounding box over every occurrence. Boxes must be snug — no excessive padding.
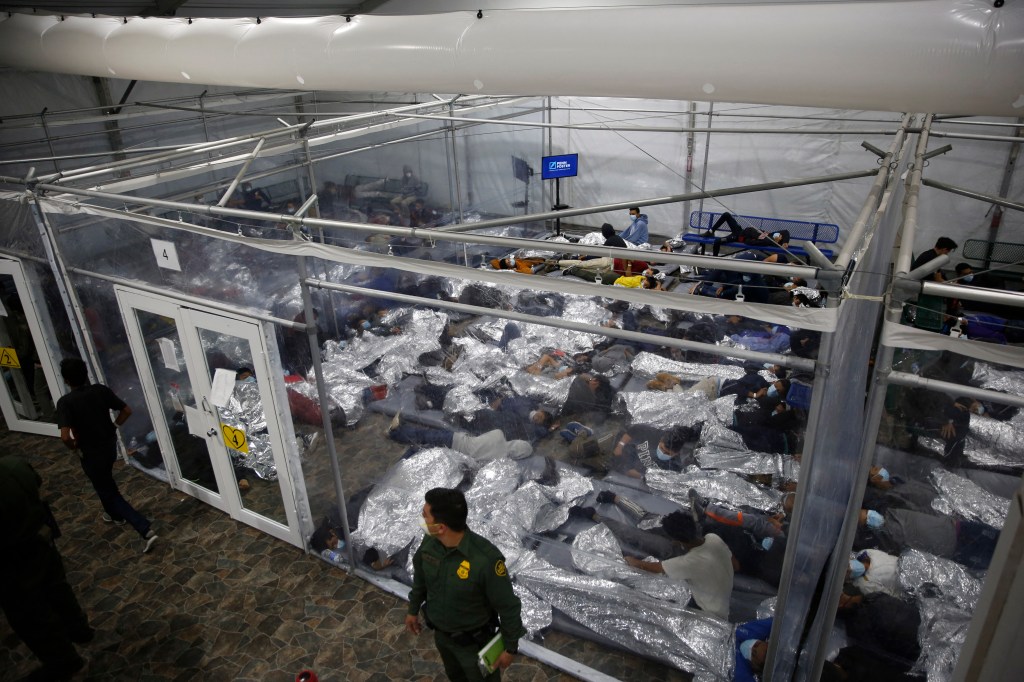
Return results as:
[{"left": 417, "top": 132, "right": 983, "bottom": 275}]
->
[{"left": 0, "top": 1, "right": 1022, "bottom": 115}]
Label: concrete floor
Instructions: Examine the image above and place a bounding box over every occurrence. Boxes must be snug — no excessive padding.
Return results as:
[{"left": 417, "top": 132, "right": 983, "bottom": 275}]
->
[{"left": 0, "top": 422, "right": 689, "bottom": 682}]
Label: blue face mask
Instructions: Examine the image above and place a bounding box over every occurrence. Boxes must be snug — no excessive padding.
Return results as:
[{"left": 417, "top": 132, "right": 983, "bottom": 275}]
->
[
  {"left": 767, "top": 384, "right": 779, "bottom": 399},
  {"left": 361, "top": 320, "right": 371, "bottom": 330},
  {"left": 866, "top": 510, "right": 885, "bottom": 529},
  {"left": 761, "top": 537, "right": 774, "bottom": 551},
  {"left": 961, "top": 274, "right": 974, "bottom": 283},
  {"left": 655, "top": 444, "right": 673, "bottom": 462},
  {"left": 242, "top": 376, "right": 256, "bottom": 384},
  {"left": 875, "top": 467, "right": 890, "bottom": 482},
  {"left": 849, "top": 558, "right": 866, "bottom": 579}
]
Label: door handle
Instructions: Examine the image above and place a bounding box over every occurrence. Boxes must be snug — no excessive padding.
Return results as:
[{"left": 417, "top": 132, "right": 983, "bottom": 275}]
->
[{"left": 206, "top": 428, "right": 217, "bottom": 437}]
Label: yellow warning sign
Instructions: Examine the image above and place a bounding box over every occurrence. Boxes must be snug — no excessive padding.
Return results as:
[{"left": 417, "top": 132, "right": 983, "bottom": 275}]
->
[
  {"left": 0, "top": 347, "right": 20, "bottom": 369},
  {"left": 221, "top": 424, "right": 249, "bottom": 453}
]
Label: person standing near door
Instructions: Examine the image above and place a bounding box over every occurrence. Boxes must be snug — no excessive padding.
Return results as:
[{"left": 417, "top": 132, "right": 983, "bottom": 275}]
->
[{"left": 55, "top": 358, "right": 158, "bottom": 554}]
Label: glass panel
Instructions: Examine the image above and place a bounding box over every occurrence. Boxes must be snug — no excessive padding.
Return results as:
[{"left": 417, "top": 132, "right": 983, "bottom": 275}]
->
[
  {"left": 134, "top": 309, "right": 218, "bottom": 494},
  {"left": 0, "top": 274, "right": 56, "bottom": 423},
  {"left": 197, "top": 327, "right": 288, "bottom": 526}
]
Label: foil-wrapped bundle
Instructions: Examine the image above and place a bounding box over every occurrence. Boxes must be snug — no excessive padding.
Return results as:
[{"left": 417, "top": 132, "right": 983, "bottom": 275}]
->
[
  {"left": 351, "top": 448, "right": 469, "bottom": 557},
  {"left": 317, "top": 363, "right": 377, "bottom": 425},
  {"left": 622, "top": 391, "right": 720, "bottom": 431},
  {"left": 897, "top": 549, "right": 984, "bottom": 612},
  {"left": 465, "top": 458, "right": 524, "bottom": 522},
  {"left": 373, "top": 309, "right": 448, "bottom": 384},
  {"left": 912, "top": 597, "right": 973, "bottom": 682},
  {"left": 442, "top": 383, "right": 488, "bottom": 421},
  {"left": 571, "top": 523, "right": 634, "bottom": 580},
  {"left": 515, "top": 562, "right": 735, "bottom": 681},
  {"left": 560, "top": 297, "right": 615, "bottom": 329},
  {"left": 450, "top": 337, "right": 519, "bottom": 383},
  {"left": 500, "top": 481, "right": 564, "bottom": 534},
  {"left": 538, "top": 466, "right": 593, "bottom": 506},
  {"left": 962, "top": 411, "right": 1024, "bottom": 471},
  {"left": 756, "top": 597, "right": 777, "bottom": 620},
  {"left": 696, "top": 444, "right": 795, "bottom": 479},
  {"left": 506, "top": 372, "right": 573, "bottom": 408},
  {"left": 647, "top": 468, "right": 783, "bottom": 512},
  {"left": 929, "top": 469, "right": 1010, "bottom": 529},
  {"left": 971, "top": 363, "right": 1024, "bottom": 397},
  {"left": 630, "top": 351, "right": 745, "bottom": 381},
  {"left": 217, "top": 380, "right": 276, "bottom": 480}
]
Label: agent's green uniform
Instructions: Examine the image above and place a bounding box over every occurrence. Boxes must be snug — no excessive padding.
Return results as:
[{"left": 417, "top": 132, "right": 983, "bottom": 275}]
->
[{"left": 409, "top": 529, "right": 526, "bottom": 681}]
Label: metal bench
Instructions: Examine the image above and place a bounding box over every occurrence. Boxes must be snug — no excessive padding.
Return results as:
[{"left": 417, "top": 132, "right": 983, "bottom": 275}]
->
[
  {"left": 963, "top": 238, "right": 1024, "bottom": 266},
  {"left": 681, "top": 211, "right": 839, "bottom": 258}
]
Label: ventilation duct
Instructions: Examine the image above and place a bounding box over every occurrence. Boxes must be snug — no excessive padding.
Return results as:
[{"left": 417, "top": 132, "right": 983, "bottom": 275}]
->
[{"left": 0, "top": 2, "right": 1021, "bottom": 115}]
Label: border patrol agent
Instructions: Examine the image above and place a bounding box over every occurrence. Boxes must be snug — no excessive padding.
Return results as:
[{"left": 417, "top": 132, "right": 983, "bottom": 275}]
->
[{"left": 405, "top": 487, "right": 526, "bottom": 681}]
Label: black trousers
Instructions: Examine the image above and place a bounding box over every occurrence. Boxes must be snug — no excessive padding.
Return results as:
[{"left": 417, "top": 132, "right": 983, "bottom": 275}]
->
[{"left": 0, "top": 535, "right": 89, "bottom": 669}]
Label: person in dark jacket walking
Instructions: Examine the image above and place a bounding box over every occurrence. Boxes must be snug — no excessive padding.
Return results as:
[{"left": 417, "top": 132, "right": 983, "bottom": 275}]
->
[{"left": 55, "top": 358, "right": 157, "bottom": 554}]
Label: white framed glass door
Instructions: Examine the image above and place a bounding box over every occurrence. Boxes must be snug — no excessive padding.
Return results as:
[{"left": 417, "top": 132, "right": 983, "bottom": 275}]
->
[
  {"left": 116, "top": 287, "right": 303, "bottom": 547},
  {"left": 0, "top": 258, "right": 64, "bottom": 437}
]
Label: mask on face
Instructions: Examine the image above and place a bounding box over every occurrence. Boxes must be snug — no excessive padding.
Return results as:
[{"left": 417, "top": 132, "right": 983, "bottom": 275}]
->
[
  {"left": 742, "top": 275, "right": 752, "bottom": 283},
  {"left": 242, "top": 376, "right": 256, "bottom": 384},
  {"left": 875, "top": 467, "right": 890, "bottom": 482},
  {"left": 420, "top": 521, "right": 441, "bottom": 535},
  {"left": 866, "top": 510, "right": 885, "bottom": 529},
  {"left": 655, "top": 444, "right": 673, "bottom": 462},
  {"left": 767, "top": 384, "right": 779, "bottom": 399},
  {"left": 961, "top": 274, "right": 974, "bottom": 283},
  {"left": 361, "top": 320, "right": 371, "bottom": 330},
  {"left": 849, "top": 558, "right": 866, "bottom": 579},
  {"left": 975, "top": 404, "right": 985, "bottom": 416},
  {"left": 528, "top": 410, "right": 539, "bottom": 421},
  {"left": 761, "top": 537, "right": 774, "bottom": 551}
]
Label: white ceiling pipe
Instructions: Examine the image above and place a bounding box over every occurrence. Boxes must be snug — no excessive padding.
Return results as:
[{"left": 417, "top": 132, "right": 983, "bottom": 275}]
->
[{"left": 0, "top": 2, "right": 1022, "bottom": 115}]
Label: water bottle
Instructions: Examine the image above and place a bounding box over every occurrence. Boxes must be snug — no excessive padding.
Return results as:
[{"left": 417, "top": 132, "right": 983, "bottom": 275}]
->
[
  {"left": 594, "top": 273, "right": 602, "bottom": 284},
  {"left": 321, "top": 544, "right": 345, "bottom": 563}
]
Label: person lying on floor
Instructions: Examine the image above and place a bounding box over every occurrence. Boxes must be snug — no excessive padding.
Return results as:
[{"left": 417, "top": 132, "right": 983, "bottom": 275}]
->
[
  {"left": 489, "top": 255, "right": 550, "bottom": 274},
  {"left": 386, "top": 413, "right": 533, "bottom": 461},
  {"left": 461, "top": 394, "right": 556, "bottom": 443},
  {"left": 853, "top": 506, "right": 1000, "bottom": 571},
  {"left": 700, "top": 211, "right": 791, "bottom": 257},
  {"left": 524, "top": 350, "right": 593, "bottom": 379},
  {"left": 602, "top": 423, "right": 699, "bottom": 479},
  {"left": 567, "top": 505, "right": 734, "bottom": 620}
]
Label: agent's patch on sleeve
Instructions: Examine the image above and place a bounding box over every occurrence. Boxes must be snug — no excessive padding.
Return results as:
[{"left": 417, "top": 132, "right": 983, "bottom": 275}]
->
[{"left": 494, "top": 560, "right": 507, "bottom": 577}]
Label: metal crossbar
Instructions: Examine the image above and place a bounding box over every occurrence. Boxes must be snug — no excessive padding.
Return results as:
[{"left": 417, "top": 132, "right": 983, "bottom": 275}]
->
[{"left": 688, "top": 211, "right": 840, "bottom": 243}]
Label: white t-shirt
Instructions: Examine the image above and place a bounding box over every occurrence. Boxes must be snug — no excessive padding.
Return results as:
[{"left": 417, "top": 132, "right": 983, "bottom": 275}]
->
[
  {"left": 662, "top": 534, "right": 734, "bottom": 619},
  {"left": 853, "top": 549, "right": 900, "bottom": 597}
]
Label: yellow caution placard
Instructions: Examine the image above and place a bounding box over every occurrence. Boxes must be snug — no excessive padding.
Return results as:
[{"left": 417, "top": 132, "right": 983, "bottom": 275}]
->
[
  {"left": 0, "top": 347, "right": 20, "bottom": 369},
  {"left": 221, "top": 424, "right": 249, "bottom": 453}
]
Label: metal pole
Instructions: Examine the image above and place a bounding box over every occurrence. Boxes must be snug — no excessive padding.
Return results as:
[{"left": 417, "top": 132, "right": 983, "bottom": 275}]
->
[
  {"left": 297, "top": 257, "right": 359, "bottom": 570},
  {"left": 683, "top": 101, "right": 697, "bottom": 227},
  {"left": 26, "top": 195, "right": 105, "bottom": 391},
  {"left": 833, "top": 113, "right": 914, "bottom": 268},
  {"left": 921, "top": 178, "right": 1024, "bottom": 214},
  {"left": 443, "top": 106, "right": 458, "bottom": 221},
  {"left": 39, "top": 110, "right": 61, "bottom": 174},
  {"left": 696, "top": 102, "right": 713, "bottom": 217},
  {"left": 546, "top": 96, "right": 553, "bottom": 225},
  {"left": 449, "top": 103, "right": 465, "bottom": 224},
  {"left": 304, "top": 278, "right": 817, "bottom": 372},
  {"left": 217, "top": 138, "right": 267, "bottom": 207},
  {"left": 984, "top": 118, "right": 1023, "bottom": 269},
  {"left": 436, "top": 167, "right": 877, "bottom": 234},
  {"left": 15, "top": 176, "right": 840, "bottom": 280},
  {"left": 198, "top": 90, "right": 211, "bottom": 144}
]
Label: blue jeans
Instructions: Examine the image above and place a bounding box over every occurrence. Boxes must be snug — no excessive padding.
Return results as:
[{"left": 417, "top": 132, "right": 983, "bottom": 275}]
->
[
  {"left": 80, "top": 447, "right": 151, "bottom": 538},
  {"left": 389, "top": 423, "right": 454, "bottom": 448}
]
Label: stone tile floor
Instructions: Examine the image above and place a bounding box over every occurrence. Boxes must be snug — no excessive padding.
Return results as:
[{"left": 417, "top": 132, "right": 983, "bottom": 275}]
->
[{"left": 0, "top": 422, "right": 689, "bottom": 681}]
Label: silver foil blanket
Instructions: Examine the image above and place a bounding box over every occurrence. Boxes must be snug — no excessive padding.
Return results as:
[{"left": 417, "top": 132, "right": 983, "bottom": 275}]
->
[
  {"left": 971, "top": 363, "right": 1024, "bottom": 397},
  {"left": 918, "top": 410, "right": 1024, "bottom": 470},
  {"left": 696, "top": 441, "right": 799, "bottom": 480},
  {"left": 515, "top": 562, "right": 735, "bottom": 682},
  {"left": 647, "top": 468, "right": 783, "bottom": 512},
  {"left": 622, "top": 391, "right": 720, "bottom": 431},
  {"left": 321, "top": 308, "right": 447, "bottom": 385},
  {"left": 495, "top": 477, "right": 593, "bottom": 535},
  {"left": 929, "top": 469, "right": 1010, "bottom": 529},
  {"left": 314, "top": 364, "right": 376, "bottom": 426},
  {"left": 630, "top": 351, "right": 746, "bottom": 381},
  {"left": 571, "top": 524, "right": 693, "bottom": 604},
  {"left": 912, "top": 597, "right": 973, "bottom": 682},
  {"left": 217, "top": 381, "right": 276, "bottom": 481},
  {"left": 897, "top": 549, "right": 984, "bottom": 612},
  {"left": 351, "top": 447, "right": 470, "bottom": 558},
  {"left": 756, "top": 597, "right": 777, "bottom": 620}
]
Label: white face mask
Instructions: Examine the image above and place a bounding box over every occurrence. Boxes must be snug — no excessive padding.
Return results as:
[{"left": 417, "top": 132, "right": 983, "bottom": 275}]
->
[
  {"left": 655, "top": 444, "right": 673, "bottom": 462},
  {"left": 529, "top": 410, "right": 539, "bottom": 421}
]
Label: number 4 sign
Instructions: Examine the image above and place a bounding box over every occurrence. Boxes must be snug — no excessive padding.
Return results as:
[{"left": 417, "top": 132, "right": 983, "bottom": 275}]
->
[{"left": 151, "top": 239, "right": 182, "bottom": 271}]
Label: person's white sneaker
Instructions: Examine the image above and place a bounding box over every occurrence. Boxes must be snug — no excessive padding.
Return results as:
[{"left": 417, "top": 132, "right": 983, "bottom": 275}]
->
[
  {"left": 101, "top": 513, "right": 126, "bottom": 526},
  {"left": 142, "top": 530, "right": 159, "bottom": 554}
]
